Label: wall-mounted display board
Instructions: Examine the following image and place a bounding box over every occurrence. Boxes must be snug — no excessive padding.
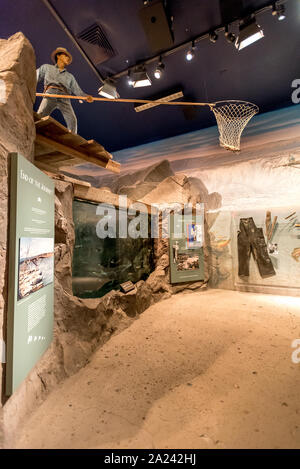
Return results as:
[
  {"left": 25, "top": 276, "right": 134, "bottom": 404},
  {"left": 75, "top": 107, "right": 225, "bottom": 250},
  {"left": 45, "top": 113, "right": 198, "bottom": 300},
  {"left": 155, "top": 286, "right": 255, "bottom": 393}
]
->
[
  {"left": 169, "top": 211, "right": 204, "bottom": 284},
  {"left": 6, "top": 153, "right": 55, "bottom": 395},
  {"left": 231, "top": 207, "right": 300, "bottom": 295}
]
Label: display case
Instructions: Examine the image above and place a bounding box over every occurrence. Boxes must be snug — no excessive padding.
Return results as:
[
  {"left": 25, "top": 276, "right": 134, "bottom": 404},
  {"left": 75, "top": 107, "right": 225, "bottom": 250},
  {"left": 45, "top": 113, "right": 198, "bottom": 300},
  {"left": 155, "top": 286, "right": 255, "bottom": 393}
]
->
[{"left": 72, "top": 199, "right": 155, "bottom": 298}]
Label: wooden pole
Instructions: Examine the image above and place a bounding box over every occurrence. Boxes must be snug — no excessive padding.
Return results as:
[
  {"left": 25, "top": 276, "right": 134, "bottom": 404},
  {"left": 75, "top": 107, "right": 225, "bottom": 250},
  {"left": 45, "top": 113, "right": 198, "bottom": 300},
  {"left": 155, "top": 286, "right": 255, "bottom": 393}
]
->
[{"left": 36, "top": 93, "right": 214, "bottom": 107}]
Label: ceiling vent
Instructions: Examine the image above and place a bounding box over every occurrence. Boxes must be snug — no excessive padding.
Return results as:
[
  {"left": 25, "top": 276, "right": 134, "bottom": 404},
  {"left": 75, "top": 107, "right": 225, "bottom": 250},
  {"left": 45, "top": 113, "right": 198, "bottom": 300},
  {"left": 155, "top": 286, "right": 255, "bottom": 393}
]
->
[{"left": 77, "top": 23, "right": 116, "bottom": 65}]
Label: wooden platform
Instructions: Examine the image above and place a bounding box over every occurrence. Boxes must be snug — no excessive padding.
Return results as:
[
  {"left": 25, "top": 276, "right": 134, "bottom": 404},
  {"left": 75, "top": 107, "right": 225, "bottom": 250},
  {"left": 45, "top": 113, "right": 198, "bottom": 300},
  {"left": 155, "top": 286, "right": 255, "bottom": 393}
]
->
[{"left": 34, "top": 113, "right": 120, "bottom": 174}]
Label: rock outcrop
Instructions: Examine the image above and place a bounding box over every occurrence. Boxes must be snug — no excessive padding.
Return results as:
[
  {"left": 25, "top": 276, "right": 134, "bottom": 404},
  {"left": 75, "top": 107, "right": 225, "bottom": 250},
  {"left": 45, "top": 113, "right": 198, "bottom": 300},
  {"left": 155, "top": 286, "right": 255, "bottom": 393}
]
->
[
  {"left": 35, "top": 176, "right": 175, "bottom": 385},
  {"left": 0, "top": 32, "right": 36, "bottom": 158},
  {"left": 54, "top": 181, "right": 75, "bottom": 293},
  {"left": 140, "top": 173, "right": 221, "bottom": 213},
  {"left": 96, "top": 159, "right": 175, "bottom": 202},
  {"left": 0, "top": 32, "right": 36, "bottom": 448},
  {"left": 64, "top": 159, "right": 175, "bottom": 193},
  {"left": 136, "top": 167, "right": 222, "bottom": 285},
  {"left": 3, "top": 175, "right": 175, "bottom": 447},
  {"left": 46, "top": 177, "right": 207, "bottom": 386}
]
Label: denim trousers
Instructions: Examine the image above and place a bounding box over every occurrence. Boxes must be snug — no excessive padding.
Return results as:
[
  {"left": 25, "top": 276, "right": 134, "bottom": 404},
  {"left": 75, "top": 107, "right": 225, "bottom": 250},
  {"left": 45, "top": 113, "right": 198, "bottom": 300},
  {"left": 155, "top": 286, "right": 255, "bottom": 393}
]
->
[
  {"left": 37, "top": 90, "right": 77, "bottom": 134},
  {"left": 237, "top": 217, "right": 275, "bottom": 278}
]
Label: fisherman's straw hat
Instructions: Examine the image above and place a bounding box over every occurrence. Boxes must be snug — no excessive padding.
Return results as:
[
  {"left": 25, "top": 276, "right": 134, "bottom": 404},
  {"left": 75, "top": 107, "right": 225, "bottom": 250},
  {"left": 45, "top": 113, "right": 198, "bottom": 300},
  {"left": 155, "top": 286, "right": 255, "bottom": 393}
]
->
[{"left": 51, "top": 47, "right": 73, "bottom": 64}]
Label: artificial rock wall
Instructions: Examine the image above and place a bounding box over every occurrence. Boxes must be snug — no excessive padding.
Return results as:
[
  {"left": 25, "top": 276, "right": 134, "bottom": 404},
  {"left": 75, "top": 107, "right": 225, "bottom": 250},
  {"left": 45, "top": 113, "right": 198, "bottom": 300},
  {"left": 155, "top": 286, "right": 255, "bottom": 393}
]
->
[
  {"left": 4, "top": 174, "right": 207, "bottom": 446},
  {"left": 0, "top": 32, "right": 36, "bottom": 448},
  {"left": 0, "top": 32, "right": 207, "bottom": 447}
]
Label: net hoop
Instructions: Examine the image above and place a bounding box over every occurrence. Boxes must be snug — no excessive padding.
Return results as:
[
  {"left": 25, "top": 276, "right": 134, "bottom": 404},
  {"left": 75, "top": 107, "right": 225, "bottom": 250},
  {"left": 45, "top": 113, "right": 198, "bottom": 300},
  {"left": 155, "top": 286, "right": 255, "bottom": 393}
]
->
[{"left": 210, "top": 100, "right": 259, "bottom": 151}]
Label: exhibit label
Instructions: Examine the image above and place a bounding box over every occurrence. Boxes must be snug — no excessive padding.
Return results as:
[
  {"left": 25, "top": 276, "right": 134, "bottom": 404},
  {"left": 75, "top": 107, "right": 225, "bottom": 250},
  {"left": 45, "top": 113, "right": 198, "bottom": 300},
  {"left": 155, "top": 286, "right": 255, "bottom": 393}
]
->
[
  {"left": 169, "top": 213, "right": 204, "bottom": 284},
  {"left": 6, "top": 153, "right": 55, "bottom": 395}
]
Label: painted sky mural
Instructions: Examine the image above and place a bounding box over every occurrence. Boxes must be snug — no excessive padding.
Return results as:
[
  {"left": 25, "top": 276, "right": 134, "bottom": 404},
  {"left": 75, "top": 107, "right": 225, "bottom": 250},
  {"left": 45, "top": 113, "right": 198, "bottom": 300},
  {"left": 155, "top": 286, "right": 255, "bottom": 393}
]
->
[{"left": 67, "top": 104, "right": 300, "bottom": 210}]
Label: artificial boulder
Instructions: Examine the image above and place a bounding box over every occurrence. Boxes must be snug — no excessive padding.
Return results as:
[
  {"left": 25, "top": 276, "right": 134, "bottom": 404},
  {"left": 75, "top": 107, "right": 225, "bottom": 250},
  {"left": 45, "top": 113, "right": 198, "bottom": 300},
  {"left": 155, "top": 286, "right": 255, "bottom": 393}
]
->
[
  {"left": 54, "top": 181, "right": 75, "bottom": 293},
  {"left": 0, "top": 32, "right": 36, "bottom": 158}
]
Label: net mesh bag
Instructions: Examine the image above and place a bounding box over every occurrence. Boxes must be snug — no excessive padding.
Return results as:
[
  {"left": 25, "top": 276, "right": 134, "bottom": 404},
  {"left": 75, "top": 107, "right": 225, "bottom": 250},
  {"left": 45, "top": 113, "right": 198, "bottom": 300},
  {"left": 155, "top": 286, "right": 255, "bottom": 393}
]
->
[{"left": 210, "top": 100, "right": 259, "bottom": 151}]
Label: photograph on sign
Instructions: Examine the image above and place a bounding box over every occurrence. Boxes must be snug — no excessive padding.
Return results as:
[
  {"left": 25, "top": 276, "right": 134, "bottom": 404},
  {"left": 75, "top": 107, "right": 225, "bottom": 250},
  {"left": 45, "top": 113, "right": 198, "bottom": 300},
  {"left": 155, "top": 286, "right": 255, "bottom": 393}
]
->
[
  {"left": 186, "top": 223, "right": 203, "bottom": 249},
  {"left": 176, "top": 253, "right": 200, "bottom": 271},
  {"left": 18, "top": 237, "right": 54, "bottom": 300}
]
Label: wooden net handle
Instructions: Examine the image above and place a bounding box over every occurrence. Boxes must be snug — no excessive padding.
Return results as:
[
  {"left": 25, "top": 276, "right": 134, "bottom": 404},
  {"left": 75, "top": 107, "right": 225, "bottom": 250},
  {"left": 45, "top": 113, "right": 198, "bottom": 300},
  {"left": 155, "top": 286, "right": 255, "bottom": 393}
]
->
[{"left": 36, "top": 92, "right": 214, "bottom": 107}]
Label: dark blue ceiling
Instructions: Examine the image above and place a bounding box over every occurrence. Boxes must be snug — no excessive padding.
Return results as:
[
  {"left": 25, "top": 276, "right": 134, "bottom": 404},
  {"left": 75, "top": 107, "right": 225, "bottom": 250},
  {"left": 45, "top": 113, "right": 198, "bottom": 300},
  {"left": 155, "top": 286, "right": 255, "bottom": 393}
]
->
[{"left": 1, "top": 0, "right": 299, "bottom": 153}]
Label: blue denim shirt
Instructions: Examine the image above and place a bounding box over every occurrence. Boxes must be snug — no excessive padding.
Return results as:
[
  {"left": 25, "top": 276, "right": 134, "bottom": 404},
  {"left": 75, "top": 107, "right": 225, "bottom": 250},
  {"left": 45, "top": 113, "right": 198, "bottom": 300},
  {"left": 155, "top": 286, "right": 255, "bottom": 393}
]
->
[{"left": 36, "top": 64, "right": 87, "bottom": 97}]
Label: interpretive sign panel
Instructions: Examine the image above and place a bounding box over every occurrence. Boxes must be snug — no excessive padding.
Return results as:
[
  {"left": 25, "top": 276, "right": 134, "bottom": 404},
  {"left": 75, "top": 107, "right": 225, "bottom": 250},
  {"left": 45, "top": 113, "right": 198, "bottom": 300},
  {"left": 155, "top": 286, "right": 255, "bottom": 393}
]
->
[
  {"left": 6, "top": 153, "right": 55, "bottom": 395},
  {"left": 169, "top": 212, "right": 205, "bottom": 284}
]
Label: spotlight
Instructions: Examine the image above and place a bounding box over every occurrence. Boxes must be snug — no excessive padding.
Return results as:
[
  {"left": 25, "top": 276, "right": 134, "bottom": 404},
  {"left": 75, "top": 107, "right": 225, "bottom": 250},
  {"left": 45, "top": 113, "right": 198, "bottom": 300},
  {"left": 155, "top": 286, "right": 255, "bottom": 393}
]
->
[
  {"left": 209, "top": 31, "right": 218, "bottom": 43},
  {"left": 235, "top": 17, "right": 264, "bottom": 50},
  {"left": 224, "top": 26, "right": 236, "bottom": 44},
  {"left": 272, "top": 3, "right": 286, "bottom": 20},
  {"left": 186, "top": 42, "right": 195, "bottom": 61},
  {"left": 98, "top": 79, "right": 120, "bottom": 99},
  {"left": 154, "top": 59, "right": 165, "bottom": 79},
  {"left": 131, "top": 66, "right": 152, "bottom": 88}
]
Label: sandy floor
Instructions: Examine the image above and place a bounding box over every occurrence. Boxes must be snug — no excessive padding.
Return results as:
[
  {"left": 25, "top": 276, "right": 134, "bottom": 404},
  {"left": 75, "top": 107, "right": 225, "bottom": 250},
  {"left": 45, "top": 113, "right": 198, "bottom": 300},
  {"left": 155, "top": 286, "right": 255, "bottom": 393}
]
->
[{"left": 12, "top": 289, "right": 300, "bottom": 449}]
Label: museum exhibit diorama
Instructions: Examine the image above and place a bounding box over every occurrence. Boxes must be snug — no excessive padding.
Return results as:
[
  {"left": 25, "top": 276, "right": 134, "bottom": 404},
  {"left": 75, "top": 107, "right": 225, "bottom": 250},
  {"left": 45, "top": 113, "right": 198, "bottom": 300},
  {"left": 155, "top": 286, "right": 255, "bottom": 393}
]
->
[{"left": 0, "top": 0, "right": 300, "bottom": 451}]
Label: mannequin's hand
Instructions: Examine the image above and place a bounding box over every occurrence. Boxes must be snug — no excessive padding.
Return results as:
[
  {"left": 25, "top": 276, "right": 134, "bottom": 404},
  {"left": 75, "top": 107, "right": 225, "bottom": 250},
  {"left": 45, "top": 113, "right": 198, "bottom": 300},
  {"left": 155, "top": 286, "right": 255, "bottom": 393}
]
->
[{"left": 85, "top": 95, "right": 94, "bottom": 103}]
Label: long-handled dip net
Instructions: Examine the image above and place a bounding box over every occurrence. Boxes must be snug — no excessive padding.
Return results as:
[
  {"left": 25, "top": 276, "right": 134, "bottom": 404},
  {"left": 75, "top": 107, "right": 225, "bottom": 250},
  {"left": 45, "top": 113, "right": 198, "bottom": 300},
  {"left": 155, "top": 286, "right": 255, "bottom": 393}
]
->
[
  {"left": 208, "top": 100, "right": 259, "bottom": 151},
  {"left": 36, "top": 93, "right": 259, "bottom": 151}
]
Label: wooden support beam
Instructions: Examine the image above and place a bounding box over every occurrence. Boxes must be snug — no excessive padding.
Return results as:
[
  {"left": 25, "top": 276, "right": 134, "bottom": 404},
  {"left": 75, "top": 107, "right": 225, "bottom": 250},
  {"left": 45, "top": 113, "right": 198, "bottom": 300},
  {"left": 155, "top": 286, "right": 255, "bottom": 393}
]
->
[
  {"left": 35, "top": 151, "right": 77, "bottom": 164},
  {"left": 35, "top": 119, "right": 68, "bottom": 136},
  {"left": 79, "top": 140, "right": 113, "bottom": 159},
  {"left": 41, "top": 170, "right": 91, "bottom": 187},
  {"left": 35, "top": 134, "right": 120, "bottom": 173},
  {"left": 35, "top": 160, "right": 57, "bottom": 172},
  {"left": 74, "top": 185, "right": 153, "bottom": 214},
  {"left": 34, "top": 141, "right": 55, "bottom": 156},
  {"left": 55, "top": 133, "right": 87, "bottom": 146}
]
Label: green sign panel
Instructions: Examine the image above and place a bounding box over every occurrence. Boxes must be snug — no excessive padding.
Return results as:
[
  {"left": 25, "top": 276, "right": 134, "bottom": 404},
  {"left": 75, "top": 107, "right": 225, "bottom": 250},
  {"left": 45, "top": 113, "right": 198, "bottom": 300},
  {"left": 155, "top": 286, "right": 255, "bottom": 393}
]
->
[
  {"left": 6, "top": 153, "right": 55, "bottom": 395},
  {"left": 169, "top": 212, "right": 205, "bottom": 284}
]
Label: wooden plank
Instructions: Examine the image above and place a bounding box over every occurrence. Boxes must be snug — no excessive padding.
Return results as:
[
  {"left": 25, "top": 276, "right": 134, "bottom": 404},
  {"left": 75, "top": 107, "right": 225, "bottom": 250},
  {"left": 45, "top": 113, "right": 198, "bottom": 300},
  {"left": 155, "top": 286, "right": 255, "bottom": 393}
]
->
[
  {"left": 62, "top": 176, "right": 91, "bottom": 187},
  {"left": 36, "top": 120, "right": 111, "bottom": 161},
  {"left": 51, "top": 136, "right": 113, "bottom": 162},
  {"left": 35, "top": 117, "right": 86, "bottom": 148},
  {"left": 34, "top": 114, "right": 118, "bottom": 172},
  {"left": 81, "top": 146, "right": 113, "bottom": 161},
  {"left": 76, "top": 149, "right": 110, "bottom": 164},
  {"left": 34, "top": 142, "right": 55, "bottom": 156},
  {"left": 55, "top": 133, "right": 87, "bottom": 146},
  {"left": 34, "top": 111, "right": 42, "bottom": 122},
  {"left": 74, "top": 186, "right": 152, "bottom": 214},
  {"left": 79, "top": 141, "right": 111, "bottom": 161},
  {"left": 88, "top": 140, "right": 113, "bottom": 160},
  {"left": 35, "top": 117, "right": 55, "bottom": 129},
  {"left": 58, "top": 157, "right": 83, "bottom": 166},
  {"left": 35, "top": 134, "right": 120, "bottom": 173},
  {"left": 39, "top": 123, "right": 69, "bottom": 137},
  {"left": 49, "top": 160, "right": 81, "bottom": 168},
  {"left": 41, "top": 170, "right": 91, "bottom": 187},
  {"left": 35, "top": 160, "right": 58, "bottom": 172},
  {"left": 42, "top": 157, "right": 83, "bottom": 168},
  {"left": 35, "top": 116, "right": 69, "bottom": 136},
  {"left": 36, "top": 159, "right": 82, "bottom": 171},
  {"left": 35, "top": 152, "right": 78, "bottom": 164},
  {"left": 84, "top": 139, "right": 105, "bottom": 152},
  {"left": 105, "top": 159, "right": 122, "bottom": 173},
  {"left": 74, "top": 186, "right": 120, "bottom": 206}
]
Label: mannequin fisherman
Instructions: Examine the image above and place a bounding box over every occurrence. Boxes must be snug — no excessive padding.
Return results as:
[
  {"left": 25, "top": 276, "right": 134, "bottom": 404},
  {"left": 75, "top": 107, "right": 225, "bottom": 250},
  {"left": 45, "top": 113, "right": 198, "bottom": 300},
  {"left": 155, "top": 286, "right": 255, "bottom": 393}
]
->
[{"left": 36, "top": 47, "right": 93, "bottom": 134}]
